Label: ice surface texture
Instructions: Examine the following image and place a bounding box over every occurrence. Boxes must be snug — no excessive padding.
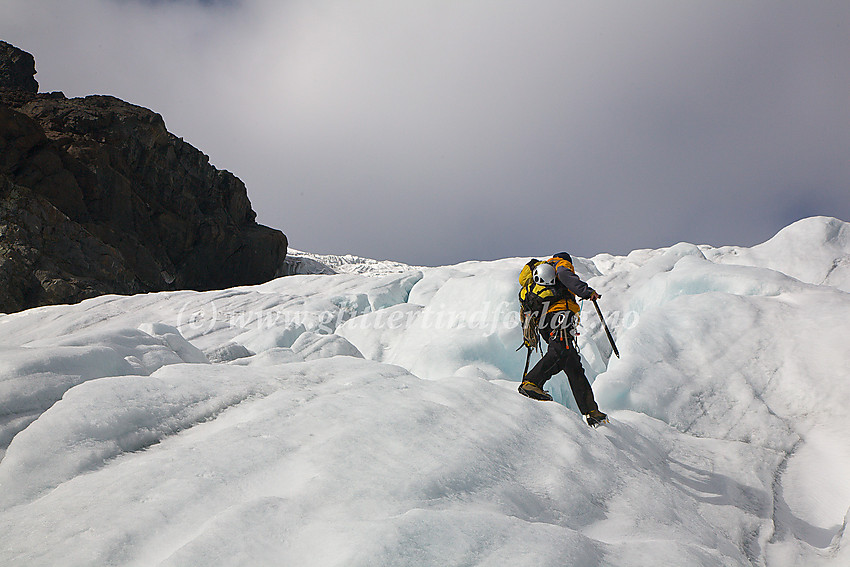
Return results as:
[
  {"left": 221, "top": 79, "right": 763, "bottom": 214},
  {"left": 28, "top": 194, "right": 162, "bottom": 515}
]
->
[{"left": 0, "top": 216, "right": 848, "bottom": 566}]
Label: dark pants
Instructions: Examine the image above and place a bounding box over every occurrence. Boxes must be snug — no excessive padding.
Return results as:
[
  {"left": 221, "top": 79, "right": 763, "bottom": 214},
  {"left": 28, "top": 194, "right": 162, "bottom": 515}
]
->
[{"left": 524, "top": 329, "right": 599, "bottom": 415}]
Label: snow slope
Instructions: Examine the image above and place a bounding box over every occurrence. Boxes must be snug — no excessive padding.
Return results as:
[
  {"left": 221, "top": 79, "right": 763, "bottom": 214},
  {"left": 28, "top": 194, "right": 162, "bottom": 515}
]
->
[{"left": 1, "top": 216, "right": 848, "bottom": 566}]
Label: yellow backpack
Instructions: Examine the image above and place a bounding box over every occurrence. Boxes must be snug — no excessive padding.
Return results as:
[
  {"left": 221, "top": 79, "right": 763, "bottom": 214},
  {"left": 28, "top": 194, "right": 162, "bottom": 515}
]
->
[{"left": 518, "top": 257, "right": 580, "bottom": 350}]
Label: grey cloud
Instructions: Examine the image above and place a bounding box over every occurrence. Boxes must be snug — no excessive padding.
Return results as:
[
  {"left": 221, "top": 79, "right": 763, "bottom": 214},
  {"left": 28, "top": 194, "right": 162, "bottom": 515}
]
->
[{"left": 3, "top": 1, "right": 848, "bottom": 265}]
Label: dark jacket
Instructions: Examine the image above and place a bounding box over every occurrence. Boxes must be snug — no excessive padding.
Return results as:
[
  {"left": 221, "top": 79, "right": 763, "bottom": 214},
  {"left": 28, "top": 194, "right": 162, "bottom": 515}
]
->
[{"left": 555, "top": 264, "right": 595, "bottom": 300}]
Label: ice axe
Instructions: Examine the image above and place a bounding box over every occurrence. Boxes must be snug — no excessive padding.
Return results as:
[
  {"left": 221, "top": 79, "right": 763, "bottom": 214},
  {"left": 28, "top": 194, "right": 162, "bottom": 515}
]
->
[{"left": 592, "top": 298, "right": 620, "bottom": 358}]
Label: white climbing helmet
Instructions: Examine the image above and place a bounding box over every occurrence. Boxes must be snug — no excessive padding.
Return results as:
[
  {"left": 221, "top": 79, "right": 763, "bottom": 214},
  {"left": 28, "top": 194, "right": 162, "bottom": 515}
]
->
[{"left": 532, "top": 262, "right": 557, "bottom": 286}]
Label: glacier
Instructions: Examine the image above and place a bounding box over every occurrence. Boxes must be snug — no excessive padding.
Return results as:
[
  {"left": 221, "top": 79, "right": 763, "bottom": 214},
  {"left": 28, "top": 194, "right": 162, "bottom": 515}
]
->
[{"left": 0, "top": 216, "right": 848, "bottom": 566}]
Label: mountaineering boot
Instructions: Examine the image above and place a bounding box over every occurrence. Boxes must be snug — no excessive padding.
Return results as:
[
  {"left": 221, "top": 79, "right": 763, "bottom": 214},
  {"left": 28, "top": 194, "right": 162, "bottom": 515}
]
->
[
  {"left": 518, "top": 381, "right": 553, "bottom": 401},
  {"left": 585, "top": 409, "right": 608, "bottom": 427}
]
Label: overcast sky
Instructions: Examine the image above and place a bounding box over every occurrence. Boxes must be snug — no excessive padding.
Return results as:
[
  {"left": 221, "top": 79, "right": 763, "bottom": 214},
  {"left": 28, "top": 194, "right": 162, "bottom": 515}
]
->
[{"left": 3, "top": 0, "right": 849, "bottom": 266}]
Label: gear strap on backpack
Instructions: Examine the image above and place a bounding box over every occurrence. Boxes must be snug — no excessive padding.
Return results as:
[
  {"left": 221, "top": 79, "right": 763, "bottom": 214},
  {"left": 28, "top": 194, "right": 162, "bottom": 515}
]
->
[
  {"left": 517, "top": 259, "right": 545, "bottom": 378},
  {"left": 517, "top": 259, "right": 542, "bottom": 354}
]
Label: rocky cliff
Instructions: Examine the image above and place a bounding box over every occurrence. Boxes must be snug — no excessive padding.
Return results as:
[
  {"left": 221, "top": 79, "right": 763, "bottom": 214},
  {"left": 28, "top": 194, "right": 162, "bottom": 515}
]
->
[{"left": 0, "top": 41, "right": 287, "bottom": 313}]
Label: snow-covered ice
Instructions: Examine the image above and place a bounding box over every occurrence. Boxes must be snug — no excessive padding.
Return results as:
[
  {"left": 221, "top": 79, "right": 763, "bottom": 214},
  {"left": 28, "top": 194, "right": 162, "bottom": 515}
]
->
[{"left": 1, "top": 216, "right": 849, "bottom": 566}]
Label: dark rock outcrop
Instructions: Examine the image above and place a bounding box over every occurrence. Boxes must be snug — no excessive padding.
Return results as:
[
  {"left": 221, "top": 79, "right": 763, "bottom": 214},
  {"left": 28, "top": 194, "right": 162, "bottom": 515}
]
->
[
  {"left": 0, "top": 41, "right": 287, "bottom": 313},
  {"left": 0, "top": 41, "right": 38, "bottom": 94}
]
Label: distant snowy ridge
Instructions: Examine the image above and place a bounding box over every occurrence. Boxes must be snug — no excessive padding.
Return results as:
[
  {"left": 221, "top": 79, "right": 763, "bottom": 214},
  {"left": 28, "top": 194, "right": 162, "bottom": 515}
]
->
[
  {"left": 283, "top": 248, "right": 421, "bottom": 277},
  {"left": 0, "top": 216, "right": 848, "bottom": 566}
]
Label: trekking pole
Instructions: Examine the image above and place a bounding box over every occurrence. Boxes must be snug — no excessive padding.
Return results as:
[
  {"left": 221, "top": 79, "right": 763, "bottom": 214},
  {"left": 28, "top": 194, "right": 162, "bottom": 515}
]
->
[{"left": 592, "top": 299, "right": 620, "bottom": 358}]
